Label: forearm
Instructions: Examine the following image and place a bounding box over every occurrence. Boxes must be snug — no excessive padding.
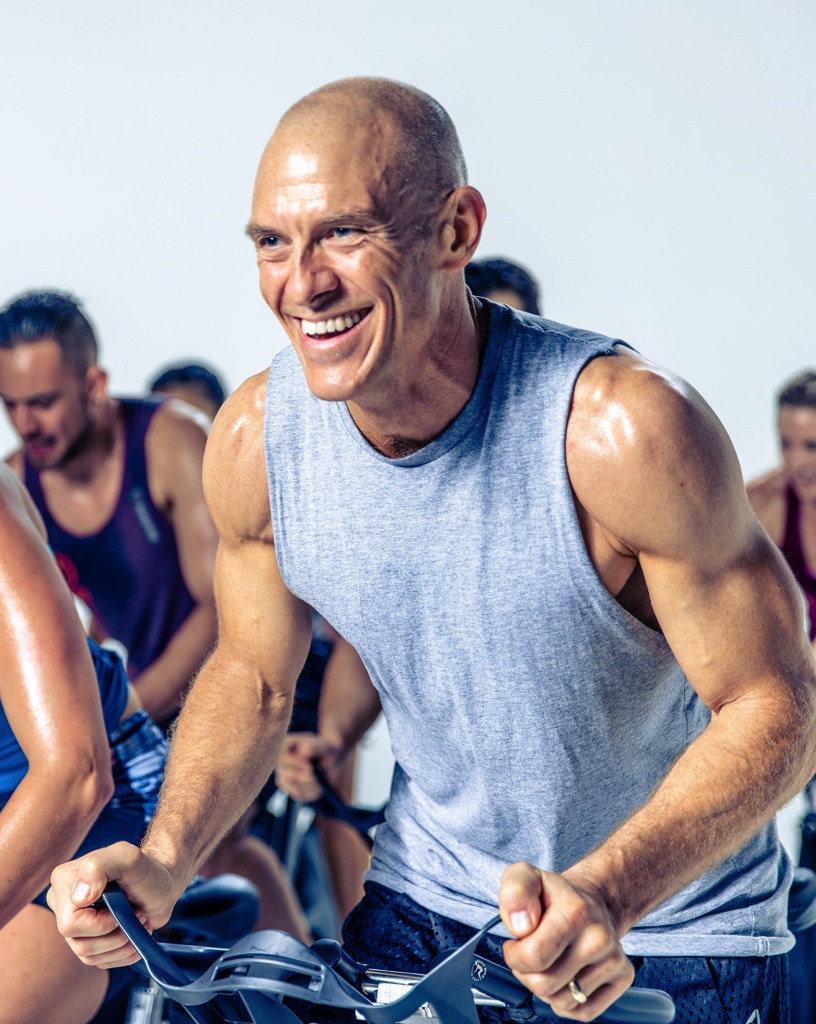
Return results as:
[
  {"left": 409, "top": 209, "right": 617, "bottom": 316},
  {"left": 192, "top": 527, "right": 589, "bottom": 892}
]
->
[
  {"left": 318, "top": 639, "right": 381, "bottom": 753},
  {"left": 567, "top": 683, "right": 816, "bottom": 936},
  {"left": 140, "top": 642, "right": 294, "bottom": 893},
  {"left": 0, "top": 767, "right": 110, "bottom": 929},
  {"left": 132, "top": 601, "right": 217, "bottom": 721}
]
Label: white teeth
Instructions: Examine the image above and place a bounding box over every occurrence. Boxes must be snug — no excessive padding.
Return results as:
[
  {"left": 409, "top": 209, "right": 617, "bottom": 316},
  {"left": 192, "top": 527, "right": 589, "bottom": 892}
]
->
[{"left": 301, "top": 311, "right": 364, "bottom": 336}]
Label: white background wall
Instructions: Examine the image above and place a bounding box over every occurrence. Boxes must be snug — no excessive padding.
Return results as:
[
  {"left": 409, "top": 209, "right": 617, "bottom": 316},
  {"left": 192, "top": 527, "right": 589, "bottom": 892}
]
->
[
  {"left": 3, "top": 1, "right": 816, "bottom": 806},
  {"left": 3, "top": 0, "right": 815, "bottom": 478}
]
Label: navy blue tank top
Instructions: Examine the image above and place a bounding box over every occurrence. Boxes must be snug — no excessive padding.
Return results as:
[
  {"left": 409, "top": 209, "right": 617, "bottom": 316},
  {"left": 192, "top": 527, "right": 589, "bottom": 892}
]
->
[
  {"left": 0, "top": 639, "right": 128, "bottom": 799},
  {"left": 24, "top": 398, "right": 196, "bottom": 677}
]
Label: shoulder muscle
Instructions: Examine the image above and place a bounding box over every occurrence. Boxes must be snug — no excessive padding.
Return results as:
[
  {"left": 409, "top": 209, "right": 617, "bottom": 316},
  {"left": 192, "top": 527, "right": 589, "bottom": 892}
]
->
[
  {"left": 203, "top": 371, "right": 271, "bottom": 546},
  {"left": 567, "top": 351, "right": 755, "bottom": 568}
]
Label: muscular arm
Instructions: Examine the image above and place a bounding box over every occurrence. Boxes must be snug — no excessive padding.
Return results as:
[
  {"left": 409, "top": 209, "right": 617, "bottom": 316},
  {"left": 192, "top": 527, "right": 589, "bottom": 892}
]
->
[
  {"left": 49, "top": 374, "right": 313, "bottom": 958},
  {"left": 134, "top": 405, "right": 219, "bottom": 721},
  {"left": 501, "top": 352, "right": 816, "bottom": 1018},
  {"left": 0, "top": 468, "right": 113, "bottom": 929}
]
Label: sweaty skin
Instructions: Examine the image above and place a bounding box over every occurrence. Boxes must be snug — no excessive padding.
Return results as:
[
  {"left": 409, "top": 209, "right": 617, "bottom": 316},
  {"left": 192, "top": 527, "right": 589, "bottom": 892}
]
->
[
  {"left": 0, "top": 339, "right": 218, "bottom": 721},
  {"left": 48, "top": 80, "right": 816, "bottom": 1023},
  {"left": 0, "top": 463, "right": 118, "bottom": 1024}
]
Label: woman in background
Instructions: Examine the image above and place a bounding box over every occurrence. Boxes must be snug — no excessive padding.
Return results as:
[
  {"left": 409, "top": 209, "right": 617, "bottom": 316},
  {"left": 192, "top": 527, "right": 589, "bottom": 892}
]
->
[
  {"left": 0, "top": 462, "right": 165, "bottom": 1024},
  {"left": 748, "top": 370, "right": 816, "bottom": 644}
]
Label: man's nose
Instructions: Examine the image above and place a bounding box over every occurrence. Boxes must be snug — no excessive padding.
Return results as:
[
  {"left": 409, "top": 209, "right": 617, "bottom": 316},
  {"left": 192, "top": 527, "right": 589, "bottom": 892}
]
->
[
  {"left": 12, "top": 405, "right": 38, "bottom": 437},
  {"left": 287, "top": 248, "right": 341, "bottom": 310}
]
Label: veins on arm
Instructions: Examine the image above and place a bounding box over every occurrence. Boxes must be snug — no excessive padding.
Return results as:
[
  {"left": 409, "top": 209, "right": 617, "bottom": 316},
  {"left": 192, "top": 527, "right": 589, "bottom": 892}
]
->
[{"left": 562, "top": 350, "right": 816, "bottom": 930}]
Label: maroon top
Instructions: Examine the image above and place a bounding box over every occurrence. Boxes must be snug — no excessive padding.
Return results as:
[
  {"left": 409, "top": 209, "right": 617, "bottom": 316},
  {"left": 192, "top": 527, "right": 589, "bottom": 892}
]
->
[
  {"left": 780, "top": 483, "right": 816, "bottom": 640},
  {"left": 24, "top": 397, "right": 196, "bottom": 676}
]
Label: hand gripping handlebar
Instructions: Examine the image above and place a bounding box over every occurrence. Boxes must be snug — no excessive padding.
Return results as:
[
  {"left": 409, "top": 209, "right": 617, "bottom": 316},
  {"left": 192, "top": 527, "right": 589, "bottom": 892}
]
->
[{"left": 101, "top": 884, "right": 675, "bottom": 1024}]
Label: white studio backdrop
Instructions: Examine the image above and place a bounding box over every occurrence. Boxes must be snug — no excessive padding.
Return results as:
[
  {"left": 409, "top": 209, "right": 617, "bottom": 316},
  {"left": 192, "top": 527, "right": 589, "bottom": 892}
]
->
[{"left": 3, "top": 0, "right": 816, "bottom": 806}]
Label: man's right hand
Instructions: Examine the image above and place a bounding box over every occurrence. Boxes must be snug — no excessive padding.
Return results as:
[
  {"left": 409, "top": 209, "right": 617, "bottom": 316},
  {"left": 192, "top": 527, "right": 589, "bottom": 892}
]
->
[
  {"left": 47, "top": 842, "right": 180, "bottom": 968},
  {"left": 276, "top": 733, "right": 347, "bottom": 803}
]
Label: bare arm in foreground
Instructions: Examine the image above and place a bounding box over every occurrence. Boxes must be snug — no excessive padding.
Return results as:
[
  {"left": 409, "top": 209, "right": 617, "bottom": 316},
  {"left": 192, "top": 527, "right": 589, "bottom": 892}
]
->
[
  {"left": 499, "top": 351, "right": 816, "bottom": 1019},
  {"left": 48, "top": 374, "right": 313, "bottom": 964},
  {"left": 0, "top": 465, "right": 114, "bottom": 927}
]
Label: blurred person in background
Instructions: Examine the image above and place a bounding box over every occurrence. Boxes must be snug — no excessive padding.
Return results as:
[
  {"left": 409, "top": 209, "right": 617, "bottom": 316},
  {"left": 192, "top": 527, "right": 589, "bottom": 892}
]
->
[
  {"left": 465, "top": 256, "right": 541, "bottom": 314},
  {"left": 748, "top": 371, "right": 816, "bottom": 646},
  {"left": 0, "top": 290, "right": 310, "bottom": 940},
  {"left": 149, "top": 362, "right": 227, "bottom": 422},
  {"left": 748, "top": 369, "right": 816, "bottom": 1024}
]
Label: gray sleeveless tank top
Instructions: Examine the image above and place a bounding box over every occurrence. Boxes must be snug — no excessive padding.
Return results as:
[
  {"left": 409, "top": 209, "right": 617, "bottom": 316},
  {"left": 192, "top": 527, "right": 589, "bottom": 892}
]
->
[{"left": 264, "top": 303, "right": 792, "bottom": 956}]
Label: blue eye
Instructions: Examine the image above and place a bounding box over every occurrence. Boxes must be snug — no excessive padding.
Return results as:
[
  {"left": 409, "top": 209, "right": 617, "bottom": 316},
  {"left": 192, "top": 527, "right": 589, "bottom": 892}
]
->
[
  {"left": 259, "top": 235, "right": 279, "bottom": 248},
  {"left": 333, "top": 227, "right": 353, "bottom": 238}
]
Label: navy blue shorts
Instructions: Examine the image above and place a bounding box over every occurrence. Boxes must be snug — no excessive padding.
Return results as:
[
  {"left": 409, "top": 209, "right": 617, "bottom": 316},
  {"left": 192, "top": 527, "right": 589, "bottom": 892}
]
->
[
  {"left": 33, "top": 709, "right": 166, "bottom": 909},
  {"left": 332, "top": 882, "right": 789, "bottom": 1024}
]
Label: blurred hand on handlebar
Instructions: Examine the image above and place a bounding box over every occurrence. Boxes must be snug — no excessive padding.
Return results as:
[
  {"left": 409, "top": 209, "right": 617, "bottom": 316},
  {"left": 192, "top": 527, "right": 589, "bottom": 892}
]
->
[
  {"left": 276, "top": 733, "right": 349, "bottom": 803},
  {"left": 499, "top": 862, "right": 634, "bottom": 1022},
  {"left": 47, "top": 841, "right": 180, "bottom": 969}
]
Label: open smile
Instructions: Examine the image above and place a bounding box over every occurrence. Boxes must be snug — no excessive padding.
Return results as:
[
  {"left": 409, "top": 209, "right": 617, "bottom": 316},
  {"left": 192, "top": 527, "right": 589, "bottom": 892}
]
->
[{"left": 300, "top": 308, "right": 371, "bottom": 338}]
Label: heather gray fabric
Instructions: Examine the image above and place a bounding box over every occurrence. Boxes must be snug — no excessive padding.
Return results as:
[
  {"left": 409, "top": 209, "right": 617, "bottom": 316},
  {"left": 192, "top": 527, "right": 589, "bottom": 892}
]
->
[{"left": 264, "top": 302, "right": 792, "bottom": 956}]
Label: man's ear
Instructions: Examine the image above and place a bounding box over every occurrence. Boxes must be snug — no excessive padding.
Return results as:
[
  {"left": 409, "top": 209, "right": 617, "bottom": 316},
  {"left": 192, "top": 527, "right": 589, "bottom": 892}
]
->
[
  {"left": 84, "top": 365, "right": 108, "bottom": 404},
  {"left": 437, "top": 186, "right": 487, "bottom": 271}
]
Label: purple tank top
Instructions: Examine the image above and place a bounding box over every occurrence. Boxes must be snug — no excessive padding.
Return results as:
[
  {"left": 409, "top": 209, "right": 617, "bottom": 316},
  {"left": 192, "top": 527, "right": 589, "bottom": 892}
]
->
[
  {"left": 24, "top": 397, "right": 196, "bottom": 677},
  {"left": 780, "top": 484, "right": 816, "bottom": 640}
]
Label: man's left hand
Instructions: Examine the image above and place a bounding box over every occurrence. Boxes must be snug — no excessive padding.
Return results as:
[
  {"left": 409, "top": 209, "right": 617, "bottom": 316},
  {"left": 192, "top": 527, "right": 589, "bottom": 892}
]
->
[{"left": 499, "top": 862, "right": 634, "bottom": 1021}]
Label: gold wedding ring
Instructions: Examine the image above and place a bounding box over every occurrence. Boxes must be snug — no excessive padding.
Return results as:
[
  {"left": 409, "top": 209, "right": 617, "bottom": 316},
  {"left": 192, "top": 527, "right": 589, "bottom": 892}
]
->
[{"left": 568, "top": 978, "right": 588, "bottom": 1005}]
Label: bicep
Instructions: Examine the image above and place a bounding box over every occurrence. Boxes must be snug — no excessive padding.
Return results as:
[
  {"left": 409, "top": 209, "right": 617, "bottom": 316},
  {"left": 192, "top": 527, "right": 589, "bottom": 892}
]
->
[
  {"left": 570, "top": 355, "right": 813, "bottom": 711},
  {"left": 641, "top": 525, "right": 810, "bottom": 711},
  {"left": 201, "top": 372, "right": 312, "bottom": 696},
  {"left": 212, "top": 535, "right": 312, "bottom": 699}
]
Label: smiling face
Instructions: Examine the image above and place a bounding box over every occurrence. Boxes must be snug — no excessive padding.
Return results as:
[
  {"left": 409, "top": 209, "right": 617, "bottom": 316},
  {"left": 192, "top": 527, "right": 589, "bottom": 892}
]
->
[
  {"left": 779, "top": 404, "right": 816, "bottom": 500},
  {"left": 0, "top": 339, "right": 97, "bottom": 469},
  {"left": 247, "top": 109, "right": 452, "bottom": 408}
]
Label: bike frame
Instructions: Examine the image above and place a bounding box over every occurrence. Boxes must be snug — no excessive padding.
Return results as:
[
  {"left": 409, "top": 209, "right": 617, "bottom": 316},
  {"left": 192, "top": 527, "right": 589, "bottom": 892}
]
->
[{"left": 102, "top": 886, "right": 675, "bottom": 1024}]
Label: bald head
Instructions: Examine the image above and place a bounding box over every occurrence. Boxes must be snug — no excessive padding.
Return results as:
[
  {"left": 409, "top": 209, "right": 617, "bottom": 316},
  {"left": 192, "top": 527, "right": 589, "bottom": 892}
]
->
[{"left": 278, "top": 77, "right": 468, "bottom": 224}]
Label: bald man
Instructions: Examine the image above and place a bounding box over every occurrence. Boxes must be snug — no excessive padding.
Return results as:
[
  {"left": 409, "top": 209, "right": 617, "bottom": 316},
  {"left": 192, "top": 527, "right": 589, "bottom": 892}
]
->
[{"left": 50, "top": 78, "right": 816, "bottom": 1024}]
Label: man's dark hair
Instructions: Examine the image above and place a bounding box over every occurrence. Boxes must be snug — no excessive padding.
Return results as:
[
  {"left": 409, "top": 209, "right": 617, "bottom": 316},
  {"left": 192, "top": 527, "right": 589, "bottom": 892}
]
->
[
  {"left": 465, "top": 258, "right": 541, "bottom": 315},
  {"left": 778, "top": 371, "right": 816, "bottom": 410},
  {"left": 149, "top": 362, "right": 227, "bottom": 411},
  {"left": 0, "top": 290, "right": 98, "bottom": 371}
]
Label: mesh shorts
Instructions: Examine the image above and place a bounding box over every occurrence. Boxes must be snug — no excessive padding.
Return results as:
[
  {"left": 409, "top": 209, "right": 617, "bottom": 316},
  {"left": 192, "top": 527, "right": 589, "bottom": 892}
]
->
[{"left": 326, "top": 881, "right": 790, "bottom": 1024}]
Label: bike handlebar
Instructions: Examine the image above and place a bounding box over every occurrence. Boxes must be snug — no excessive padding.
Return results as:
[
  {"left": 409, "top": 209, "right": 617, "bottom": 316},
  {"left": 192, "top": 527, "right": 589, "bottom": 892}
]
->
[
  {"left": 307, "top": 764, "right": 386, "bottom": 847},
  {"left": 101, "top": 884, "right": 675, "bottom": 1024}
]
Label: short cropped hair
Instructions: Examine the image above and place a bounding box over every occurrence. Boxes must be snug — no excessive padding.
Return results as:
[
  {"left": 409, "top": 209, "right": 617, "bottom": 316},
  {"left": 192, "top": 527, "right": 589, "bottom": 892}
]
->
[
  {"left": 464, "top": 258, "right": 541, "bottom": 315},
  {"left": 149, "top": 363, "right": 227, "bottom": 412},
  {"left": 778, "top": 371, "right": 816, "bottom": 410},
  {"left": 0, "top": 290, "right": 98, "bottom": 371}
]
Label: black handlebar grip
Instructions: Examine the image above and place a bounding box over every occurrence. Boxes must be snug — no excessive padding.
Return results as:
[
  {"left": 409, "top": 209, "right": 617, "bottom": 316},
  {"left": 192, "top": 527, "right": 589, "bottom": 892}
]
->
[{"left": 311, "top": 938, "right": 368, "bottom": 988}]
